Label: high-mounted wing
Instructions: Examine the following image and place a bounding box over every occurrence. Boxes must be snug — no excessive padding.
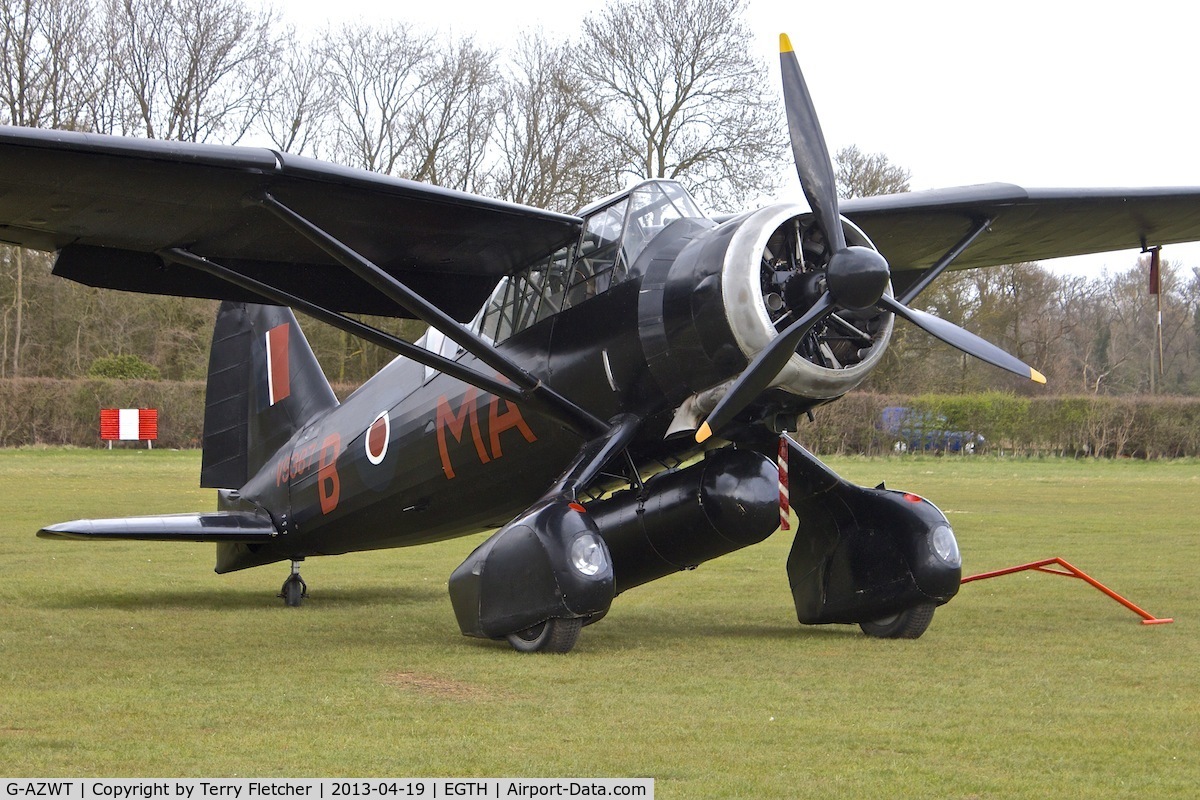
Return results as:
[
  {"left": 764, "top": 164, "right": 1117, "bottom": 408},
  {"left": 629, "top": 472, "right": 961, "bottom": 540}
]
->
[
  {"left": 842, "top": 183, "right": 1200, "bottom": 287},
  {"left": 0, "top": 125, "right": 582, "bottom": 321}
]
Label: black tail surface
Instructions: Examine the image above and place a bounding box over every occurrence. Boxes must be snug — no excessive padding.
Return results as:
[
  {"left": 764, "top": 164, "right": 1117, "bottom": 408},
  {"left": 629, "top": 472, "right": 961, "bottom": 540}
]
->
[{"left": 201, "top": 302, "right": 338, "bottom": 489}]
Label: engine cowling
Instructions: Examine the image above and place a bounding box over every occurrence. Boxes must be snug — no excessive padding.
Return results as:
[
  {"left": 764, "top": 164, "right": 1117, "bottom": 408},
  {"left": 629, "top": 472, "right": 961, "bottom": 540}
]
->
[{"left": 636, "top": 204, "right": 894, "bottom": 423}]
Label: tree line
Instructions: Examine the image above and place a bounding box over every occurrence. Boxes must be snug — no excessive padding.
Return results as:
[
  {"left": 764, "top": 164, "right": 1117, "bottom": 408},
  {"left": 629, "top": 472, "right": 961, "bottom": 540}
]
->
[
  {"left": 0, "top": 0, "right": 788, "bottom": 381},
  {"left": 8, "top": 379, "right": 1200, "bottom": 458},
  {"left": 865, "top": 257, "right": 1200, "bottom": 397},
  {"left": 1, "top": 0, "right": 1197, "bottom": 396}
]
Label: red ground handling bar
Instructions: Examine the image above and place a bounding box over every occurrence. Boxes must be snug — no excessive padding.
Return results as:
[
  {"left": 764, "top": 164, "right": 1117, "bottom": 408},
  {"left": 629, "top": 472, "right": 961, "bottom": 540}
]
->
[{"left": 961, "top": 557, "right": 1173, "bottom": 625}]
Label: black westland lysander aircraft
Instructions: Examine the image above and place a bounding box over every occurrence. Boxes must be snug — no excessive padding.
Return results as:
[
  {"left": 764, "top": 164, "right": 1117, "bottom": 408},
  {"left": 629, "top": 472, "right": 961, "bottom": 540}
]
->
[{"left": 9, "top": 37, "right": 1200, "bottom": 652}]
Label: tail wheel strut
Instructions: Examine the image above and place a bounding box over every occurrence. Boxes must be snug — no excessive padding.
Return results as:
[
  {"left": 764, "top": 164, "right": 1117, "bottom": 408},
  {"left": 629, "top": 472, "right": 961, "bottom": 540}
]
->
[{"left": 278, "top": 560, "right": 308, "bottom": 607}]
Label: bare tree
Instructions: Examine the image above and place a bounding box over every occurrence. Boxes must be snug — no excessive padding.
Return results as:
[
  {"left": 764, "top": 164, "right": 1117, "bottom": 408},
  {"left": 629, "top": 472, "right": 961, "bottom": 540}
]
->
[
  {"left": 574, "top": 0, "right": 787, "bottom": 211},
  {"left": 103, "top": 0, "right": 279, "bottom": 142},
  {"left": 0, "top": 0, "right": 97, "bottom": 377},
  {"left": 491, "top": 33, "right": 620, "bottom": 211},
  {"left": 0, "top": 0, "right": 96, "bottom": 128},
  {"left": 81, "top": 31, "right": 138, "bottom": 135},
  {"left": 402, "top": 37, "right": 501, "bottom": 192},
  {"left": 1048, "top": 273, "right": 1123, "bottom": 393},
  {"left": 1094, "top": 259, "right": 1198, "bottom": 395},
  {"left": 835, "top": 144, "right": 911, "bottom": 199},
  {"left": 320, "top": 20, "right": 434, "bottom": 174},
  {"left": 258, "top": 30, "right": 333, "bottom": 156}
]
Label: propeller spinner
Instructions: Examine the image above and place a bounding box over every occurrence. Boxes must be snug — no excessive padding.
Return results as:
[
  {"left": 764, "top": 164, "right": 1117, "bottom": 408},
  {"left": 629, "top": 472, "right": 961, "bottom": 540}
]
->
[{"left": 695, "top": 34, "right": 1044, "bottom": 444}]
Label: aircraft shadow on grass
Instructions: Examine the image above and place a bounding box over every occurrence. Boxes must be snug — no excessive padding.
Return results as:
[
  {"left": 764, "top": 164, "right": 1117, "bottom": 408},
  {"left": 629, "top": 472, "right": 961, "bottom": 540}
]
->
[{"left": 42, "top": 584, "right": 444, "bottom": 612}]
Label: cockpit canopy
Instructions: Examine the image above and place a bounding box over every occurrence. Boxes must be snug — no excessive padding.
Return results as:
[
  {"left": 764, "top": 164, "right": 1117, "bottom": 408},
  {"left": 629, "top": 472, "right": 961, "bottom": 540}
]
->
[{"left": 475, "top": 180, "right": 706, "bottom": 344}]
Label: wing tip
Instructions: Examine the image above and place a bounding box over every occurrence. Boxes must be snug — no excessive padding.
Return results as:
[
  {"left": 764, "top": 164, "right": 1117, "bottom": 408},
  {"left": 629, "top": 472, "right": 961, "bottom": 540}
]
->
[{"left": 36, "top": 525, "right": 74, "bottom": 540}]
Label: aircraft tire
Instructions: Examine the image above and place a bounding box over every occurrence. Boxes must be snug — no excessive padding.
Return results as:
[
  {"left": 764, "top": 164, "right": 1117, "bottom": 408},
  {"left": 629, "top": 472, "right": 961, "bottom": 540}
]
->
[
  {"left": 858, "top": 602, "right": 935, "bottom": 639},
  {"left": 506, "top": 618, "right": 583, "bottom": 653},
  {"left": 282, "top": 577, "right": 305, "bottom": 607}
]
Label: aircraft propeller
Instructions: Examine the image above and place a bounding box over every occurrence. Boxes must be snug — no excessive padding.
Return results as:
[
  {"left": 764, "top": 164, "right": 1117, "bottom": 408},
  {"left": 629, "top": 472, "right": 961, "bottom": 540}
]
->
[{"left": 695, "top": 34, "right": 1045, "bottom": 444}]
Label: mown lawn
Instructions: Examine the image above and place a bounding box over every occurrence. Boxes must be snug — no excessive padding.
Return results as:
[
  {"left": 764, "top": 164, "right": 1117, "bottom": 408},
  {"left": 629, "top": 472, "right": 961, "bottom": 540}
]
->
[{"left": 1, "top": 449, "right": 1196, "bottom": 797}]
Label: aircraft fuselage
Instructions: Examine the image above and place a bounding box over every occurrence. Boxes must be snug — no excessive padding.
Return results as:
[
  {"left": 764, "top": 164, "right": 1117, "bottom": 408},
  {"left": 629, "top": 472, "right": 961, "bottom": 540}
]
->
[{"left": 228, "top": 278, "right": 672, "bottom": 571}]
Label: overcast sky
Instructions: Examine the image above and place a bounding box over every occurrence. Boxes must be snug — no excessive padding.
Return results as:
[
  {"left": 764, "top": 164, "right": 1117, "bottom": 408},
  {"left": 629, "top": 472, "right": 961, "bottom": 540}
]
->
[{"left": 274, "top": 0, "right": 1200, "bottom": 274}]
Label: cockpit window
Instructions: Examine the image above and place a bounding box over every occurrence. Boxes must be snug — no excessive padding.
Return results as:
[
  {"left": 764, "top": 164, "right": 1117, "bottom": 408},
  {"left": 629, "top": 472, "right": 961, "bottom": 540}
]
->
[
  {"left": 475, "top": 180, "right": 706, "bottom": 344},
  {"left": 567, "top": 198, "right": 628, "bottom": 306},
  {"left": 621, "top": 181, "right": 704, "bottom": 267},
  {"left": 477, "top": 245, "right": 571, "bottom": 343}
]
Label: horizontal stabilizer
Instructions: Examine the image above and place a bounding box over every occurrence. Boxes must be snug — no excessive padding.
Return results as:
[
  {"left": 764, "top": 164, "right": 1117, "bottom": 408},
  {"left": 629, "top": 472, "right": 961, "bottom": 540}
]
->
[{"left": 38, "top": 511, "right": 278, "bottom": 543}]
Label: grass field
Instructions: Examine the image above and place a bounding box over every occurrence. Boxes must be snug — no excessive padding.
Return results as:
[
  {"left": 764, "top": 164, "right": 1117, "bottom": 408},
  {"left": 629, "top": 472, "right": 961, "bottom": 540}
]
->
[{"left": 1, "top": 449, "right": 1197, "bottom": 797}]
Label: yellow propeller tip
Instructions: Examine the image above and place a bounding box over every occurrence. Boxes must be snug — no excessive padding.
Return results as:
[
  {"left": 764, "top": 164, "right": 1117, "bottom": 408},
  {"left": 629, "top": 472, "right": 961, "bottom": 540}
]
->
[
  {"left": 696, "top": 423, "right": 713, "bottom": 444},
  {"left": 779, "top": 33, "right": 793, "bottom": 53},
  {"left": 1031, "top": 368, "right": 1047, "bottom": 384}
]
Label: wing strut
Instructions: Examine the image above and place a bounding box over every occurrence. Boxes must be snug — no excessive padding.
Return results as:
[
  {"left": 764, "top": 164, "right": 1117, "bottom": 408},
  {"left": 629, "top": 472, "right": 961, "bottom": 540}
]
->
[
  {"left": 245, "top": 192, "right": 607, "bottom": 437},
  {"left": 896, "top": 216, "right": 993, "bottom": 305},
  {"left": 159, "top": 247, "right": 528, "bottom": 408},
  {"left": 544, "top": 413, "right": 641, "bottom": 501}
]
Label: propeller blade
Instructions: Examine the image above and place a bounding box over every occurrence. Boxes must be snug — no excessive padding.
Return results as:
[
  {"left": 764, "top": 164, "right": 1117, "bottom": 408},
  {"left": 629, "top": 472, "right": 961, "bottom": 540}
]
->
[
  {"left": 694, "top": 38, "right": 1040, "bottom": 447},
  {"left": 697, "top": 293, "right": 837, "bottom": 442},
  {"left": 779, "top": 33, "right": 845, "bottom": 253},
  {"left": 877, "top": 294, "right": 1046, "bottom": 384}
]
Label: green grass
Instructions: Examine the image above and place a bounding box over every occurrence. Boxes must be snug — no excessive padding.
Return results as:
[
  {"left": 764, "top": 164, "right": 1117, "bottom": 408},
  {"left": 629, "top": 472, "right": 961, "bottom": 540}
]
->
[{"left": 2, "top": 449, "right": 1198, "bottom": 797}]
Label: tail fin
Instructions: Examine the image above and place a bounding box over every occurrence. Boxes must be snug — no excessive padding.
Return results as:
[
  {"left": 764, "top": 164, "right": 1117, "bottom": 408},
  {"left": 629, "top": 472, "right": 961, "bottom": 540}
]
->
[{"left": 201, "top": 302, "right": 338, "bottom": 489}]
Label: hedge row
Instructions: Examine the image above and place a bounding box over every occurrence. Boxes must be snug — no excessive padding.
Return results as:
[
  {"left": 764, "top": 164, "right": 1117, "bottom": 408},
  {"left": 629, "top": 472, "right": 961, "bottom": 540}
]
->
[
  {"left": 806, "top": 392, "right": 1200, "bottom": 459},
  {"left": 0, "top": 379, "right": 363, "bottom": 449},
  {"left": 0, "top": 378, "right": 208, "bottom": 449},
  {"left": 3, "top": 379, "right": 1199, "bottom": 459}
]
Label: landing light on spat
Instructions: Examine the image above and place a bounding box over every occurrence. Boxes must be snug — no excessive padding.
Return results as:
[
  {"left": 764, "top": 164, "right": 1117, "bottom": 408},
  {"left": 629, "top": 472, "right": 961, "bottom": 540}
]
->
[
  {"left": 931, "top": 525, "right": 961, "bottom": 569},
  {"left": 570, "top": 533, "right": 609, "bottom": 577}
]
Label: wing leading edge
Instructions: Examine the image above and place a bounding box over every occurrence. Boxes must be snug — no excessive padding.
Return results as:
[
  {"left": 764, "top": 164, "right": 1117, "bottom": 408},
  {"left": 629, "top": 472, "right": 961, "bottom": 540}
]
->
[
  {"left": 0, "top": 125, "right": 583, "bottom": 321},
  {"left": 5, "top": 126, "right": 1200, "bottom": 319},
  {"left": 842, "top": 183, "right": 1200, "bottom": 281}
]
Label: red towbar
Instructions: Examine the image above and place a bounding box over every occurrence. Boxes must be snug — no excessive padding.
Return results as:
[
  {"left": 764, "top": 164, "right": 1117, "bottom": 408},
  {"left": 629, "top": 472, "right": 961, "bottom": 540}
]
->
[{"left": 962, "top": 557, "right": 1173, "bottom": 625}]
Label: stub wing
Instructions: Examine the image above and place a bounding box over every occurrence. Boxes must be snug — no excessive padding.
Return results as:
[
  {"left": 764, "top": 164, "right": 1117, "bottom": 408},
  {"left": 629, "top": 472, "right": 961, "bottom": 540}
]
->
[{"left": 38, "top": 511, "right": 278, "bottom": 543}]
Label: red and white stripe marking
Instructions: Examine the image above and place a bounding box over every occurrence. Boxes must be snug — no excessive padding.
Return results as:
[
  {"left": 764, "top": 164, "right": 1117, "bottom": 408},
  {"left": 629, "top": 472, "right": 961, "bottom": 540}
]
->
[
  {"left": 100, "top": 408, "right": 158, "bottom": 441},
  {"left": 265, "top": 323, "right": 291, "bottom": 406},
  {"left": 777, "top": 436, "right": 790, "bottom": 531}
]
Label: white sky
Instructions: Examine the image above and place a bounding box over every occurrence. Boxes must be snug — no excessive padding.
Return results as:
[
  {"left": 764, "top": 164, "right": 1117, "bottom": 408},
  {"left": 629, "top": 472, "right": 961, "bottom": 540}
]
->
[{"left": 272, "top": 0, "right": 1200, "bottom": 275}]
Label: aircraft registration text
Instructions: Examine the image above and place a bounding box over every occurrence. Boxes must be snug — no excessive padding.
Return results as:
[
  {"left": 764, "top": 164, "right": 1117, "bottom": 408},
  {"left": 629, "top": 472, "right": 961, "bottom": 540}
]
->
[{"left": 435, "top": 388, "right": 537, "bottom": 480}]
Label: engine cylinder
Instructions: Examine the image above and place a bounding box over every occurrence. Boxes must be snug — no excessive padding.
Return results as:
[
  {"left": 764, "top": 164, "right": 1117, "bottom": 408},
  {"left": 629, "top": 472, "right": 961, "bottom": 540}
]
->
[
  {"left": 718, "top": 204, "right": 894, "bottom": 400},
  {"left": 587, "top": 447, "right": 779, "bottom": 594}
]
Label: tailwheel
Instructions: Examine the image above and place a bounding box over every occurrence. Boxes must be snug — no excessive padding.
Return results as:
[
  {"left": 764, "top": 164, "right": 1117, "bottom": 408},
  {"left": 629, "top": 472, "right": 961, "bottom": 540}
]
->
[
  {"left": 505, "top": 617, "right": 583, "bottom": 653},
  {"left": 278, "top": 560, "right": 308, "bottom": 607},
  {"left": 859, "top": 602, "right": 936, "bottom": 639}
]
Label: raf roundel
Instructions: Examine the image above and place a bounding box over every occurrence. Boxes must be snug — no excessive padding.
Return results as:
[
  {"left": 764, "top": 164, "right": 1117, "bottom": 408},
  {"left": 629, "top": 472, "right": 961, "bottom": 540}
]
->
[{"left": 365, "top": 411, "right": 390, "bottom": 465}]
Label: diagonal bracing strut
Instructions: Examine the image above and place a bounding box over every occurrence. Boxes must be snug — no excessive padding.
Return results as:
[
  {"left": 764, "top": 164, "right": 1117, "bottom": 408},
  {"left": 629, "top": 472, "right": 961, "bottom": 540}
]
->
[
  {"left": 159, "top": 247, "right": 529, "bottom": 408},
  {"left": 254, "top": 191, "right": 607, "bottom": 436},
  {"left": 897, "top": 216, "right": 993, "bottom": 305},
  {"left": 205, "top": 192, "right": 608, "bottom": 437}
]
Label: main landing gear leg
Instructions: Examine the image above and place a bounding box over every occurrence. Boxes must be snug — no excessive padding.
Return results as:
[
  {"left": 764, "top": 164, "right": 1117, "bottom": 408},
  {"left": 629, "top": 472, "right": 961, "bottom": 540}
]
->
[{"left": 278, "top": 560, "right": 308, "bottom": 607}]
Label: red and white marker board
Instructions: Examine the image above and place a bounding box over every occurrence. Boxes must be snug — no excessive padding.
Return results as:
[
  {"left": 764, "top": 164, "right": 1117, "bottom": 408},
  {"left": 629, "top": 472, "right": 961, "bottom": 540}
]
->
[{"left": 100, "top": 408, "right": 158, "bottom": 448}]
